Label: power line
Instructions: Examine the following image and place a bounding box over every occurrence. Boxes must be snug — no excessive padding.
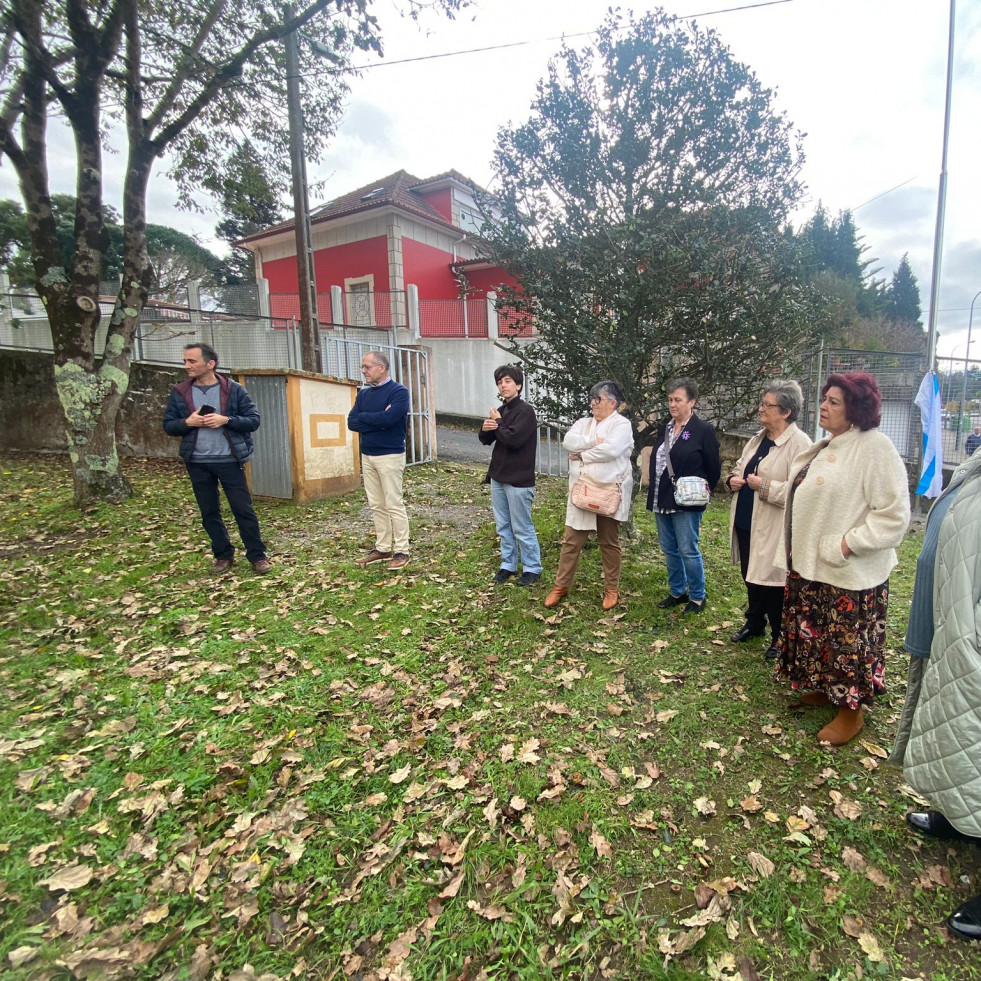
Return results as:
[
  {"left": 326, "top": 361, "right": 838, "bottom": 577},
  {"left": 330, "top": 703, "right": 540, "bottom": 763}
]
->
[
  {"left": 851, "top": 177, "right": 918, "bottom": 212},
  {"left": 302, "top": 0, "right": 794, "bottom": 78}
]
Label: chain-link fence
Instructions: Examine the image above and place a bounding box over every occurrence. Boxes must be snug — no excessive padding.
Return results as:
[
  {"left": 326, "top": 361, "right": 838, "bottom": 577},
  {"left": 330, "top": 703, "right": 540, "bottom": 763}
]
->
[
  {"left": 417, "top": 297, "right": 489, "bottom": 338},
  {"left": 799, "top": 348, "right": 924, "bottom": 462}
]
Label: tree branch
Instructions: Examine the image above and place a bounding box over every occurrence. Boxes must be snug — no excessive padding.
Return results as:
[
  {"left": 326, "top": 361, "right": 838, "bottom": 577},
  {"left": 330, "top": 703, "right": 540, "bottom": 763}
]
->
[{"left": 147, "top": 0, "right": 340, "bottom": 155}]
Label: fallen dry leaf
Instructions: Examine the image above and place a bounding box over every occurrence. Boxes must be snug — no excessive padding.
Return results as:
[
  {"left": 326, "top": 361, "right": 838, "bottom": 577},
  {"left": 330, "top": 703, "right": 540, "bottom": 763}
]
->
[
  {"left": 388, "top": 764, "right": 412, "bottom": 784},
  {"left": 590, "top": 829, "right": 613, "bottom": 858},
  {"left": 746, "top": 852, "right": 774, "bottom": 878},
  {"left": 693, "top": 797, "right": 716, "bottom": 817},
  {"left": 858, "top": 930, "right": 886, "bottom": 963},
  {"left": 38, "top": 864, "right": 94, "bottom": 892}
]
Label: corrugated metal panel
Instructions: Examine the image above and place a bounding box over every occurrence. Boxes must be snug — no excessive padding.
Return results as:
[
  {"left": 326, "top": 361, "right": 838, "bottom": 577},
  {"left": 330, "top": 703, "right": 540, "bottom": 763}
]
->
[{"left": 244, "top": 374, "right": 292, "bottom": 499}]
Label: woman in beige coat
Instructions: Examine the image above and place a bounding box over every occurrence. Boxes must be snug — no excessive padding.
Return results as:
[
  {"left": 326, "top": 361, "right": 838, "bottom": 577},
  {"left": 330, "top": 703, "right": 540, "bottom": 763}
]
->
[{"left": 726, "top": 381, "right": 811, "bottom": 658}]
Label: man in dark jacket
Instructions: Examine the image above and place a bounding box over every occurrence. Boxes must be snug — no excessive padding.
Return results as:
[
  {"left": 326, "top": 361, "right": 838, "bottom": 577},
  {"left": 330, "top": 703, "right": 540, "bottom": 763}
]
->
[
  {"left": 163, "top": 342, "right": 271, "bottom": 574},
  {"left": 478, "top": 364, "right": 541, "bottom": 586}
]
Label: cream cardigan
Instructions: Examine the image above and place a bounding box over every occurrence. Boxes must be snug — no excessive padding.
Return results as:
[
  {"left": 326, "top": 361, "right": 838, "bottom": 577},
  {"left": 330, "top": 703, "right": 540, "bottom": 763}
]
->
[
  {"left": 778, "top": 427, "right": 910, "bottom": 590},
  {"left": 563, "top": 413, "right": 634, "bottom": 530},
  {"left": 727, "top": 422, "right": 812, "bottom": 588}
]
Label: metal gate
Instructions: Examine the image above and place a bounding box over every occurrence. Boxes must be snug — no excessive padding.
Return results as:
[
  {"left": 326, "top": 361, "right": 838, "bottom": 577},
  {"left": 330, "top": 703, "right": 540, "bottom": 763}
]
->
[{"left": 320, "top": 333, "right": 432, "bottom": 467}]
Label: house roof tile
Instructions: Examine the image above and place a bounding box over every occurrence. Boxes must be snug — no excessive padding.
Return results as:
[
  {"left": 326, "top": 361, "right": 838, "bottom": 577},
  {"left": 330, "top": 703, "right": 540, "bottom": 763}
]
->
[{"left": 237, "top": 168, "right": 484, "bottom": 246}]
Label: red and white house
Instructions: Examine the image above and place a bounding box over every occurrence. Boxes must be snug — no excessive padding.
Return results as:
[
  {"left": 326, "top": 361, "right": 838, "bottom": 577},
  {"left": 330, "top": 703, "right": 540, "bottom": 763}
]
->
[{"left": 236, "top": 169, "right": 526, "bottom": 342}]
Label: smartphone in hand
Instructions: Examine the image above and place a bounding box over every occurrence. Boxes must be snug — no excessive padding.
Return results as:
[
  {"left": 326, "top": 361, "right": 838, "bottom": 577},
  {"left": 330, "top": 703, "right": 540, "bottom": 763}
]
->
[{"left": 199, "top": 405, "right": 215, "bottom": 415}]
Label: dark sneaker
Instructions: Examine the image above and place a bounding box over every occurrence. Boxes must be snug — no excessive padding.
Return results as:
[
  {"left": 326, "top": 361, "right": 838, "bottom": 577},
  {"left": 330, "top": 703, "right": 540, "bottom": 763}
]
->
[
  {"left": 493, "top": 568, "right": 517, "bottom": 584},
  {"left": 251, "top": 558, "right": 272, "bottom": 575},
  {"left": 658, "top": 593, "right": 689, "bottom": 609},
  {"left": 387, "top": 553, "right": 410, "bottom": 570},
  {"left": 516, "top": 571, "right": 541, "bottom": 587},
  {"left": 212, "top": 558, "right": 234, "bottom": 573},
  {"left": 355, "top": 549, "right": 393, "bottom": 567},
  {"left": 683, "top": 599, "right": 706, "bottom": 614}
]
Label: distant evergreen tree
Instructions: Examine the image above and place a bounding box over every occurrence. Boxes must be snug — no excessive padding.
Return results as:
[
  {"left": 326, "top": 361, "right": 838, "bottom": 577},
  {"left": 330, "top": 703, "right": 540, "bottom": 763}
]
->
[
  {"left": 886, "top": 253, "right": 922, "bottom": 326},
  {"left": 802, "top": 204, "right": 923, "bottom": 351},
  {"left": 214, "top": 141, "right": 284, "bottom": 284}
]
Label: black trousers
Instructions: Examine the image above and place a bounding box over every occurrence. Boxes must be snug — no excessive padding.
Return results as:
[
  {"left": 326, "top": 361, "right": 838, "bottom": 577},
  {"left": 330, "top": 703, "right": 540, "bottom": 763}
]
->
[
  {"left": 735, "top": 524, "right": 784, "bottom": 642},
  {"left": 186, "top": 460, "right": 266, "bottom": 563}
]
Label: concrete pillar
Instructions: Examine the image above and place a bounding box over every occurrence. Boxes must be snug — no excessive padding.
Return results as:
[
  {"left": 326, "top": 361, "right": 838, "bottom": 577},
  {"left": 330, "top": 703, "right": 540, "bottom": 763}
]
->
[
  {"left": 188, "top": 279, "right": 203, "bottom": 327},
  {"left": 257, "top": 277, "right": 271, "bottom": 319}
]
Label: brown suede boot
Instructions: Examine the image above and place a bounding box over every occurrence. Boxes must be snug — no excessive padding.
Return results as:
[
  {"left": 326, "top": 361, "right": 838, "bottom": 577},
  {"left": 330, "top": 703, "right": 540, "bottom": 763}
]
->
[
  {"left": 602, "top": 590, "right": 619, "bottom": 611},
  {"left": 817, "top": 706, "right": 865, "bottom": 746},
  {"left": 798, "top": 691, "right": 831, "bottom": 707},
  {"left": 544, "top": 586, "right": 567, "bottom": 609}
]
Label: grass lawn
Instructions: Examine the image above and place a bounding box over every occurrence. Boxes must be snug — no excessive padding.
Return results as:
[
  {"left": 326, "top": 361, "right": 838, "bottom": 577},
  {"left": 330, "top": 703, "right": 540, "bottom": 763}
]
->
[{"left": 0, "top": 450, "right": 977, "bottom": 981}]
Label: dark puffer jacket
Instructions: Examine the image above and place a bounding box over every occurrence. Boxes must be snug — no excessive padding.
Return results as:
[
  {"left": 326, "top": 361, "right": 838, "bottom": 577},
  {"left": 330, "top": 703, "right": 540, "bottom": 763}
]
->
[{"left": 163, "top": 374, "right": 260, "bottom": 463}]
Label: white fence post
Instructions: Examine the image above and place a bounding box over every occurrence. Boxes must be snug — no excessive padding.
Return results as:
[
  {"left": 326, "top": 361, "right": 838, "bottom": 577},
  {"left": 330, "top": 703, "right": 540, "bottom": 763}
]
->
[
  {"left": 330, "top": 285, "right": 344, "bottom": 326},
  {"left": 407, "top": 284, "right": 420, "bottom": 341},
  {"left": 487, "top": 290, "right": 499, "bottom": 341}
]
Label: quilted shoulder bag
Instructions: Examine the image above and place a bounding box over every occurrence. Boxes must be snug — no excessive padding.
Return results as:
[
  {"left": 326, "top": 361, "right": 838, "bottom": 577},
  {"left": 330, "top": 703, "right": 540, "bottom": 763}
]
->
[{"left": 664, "top": 425, "right": 711, "bottom": 505}]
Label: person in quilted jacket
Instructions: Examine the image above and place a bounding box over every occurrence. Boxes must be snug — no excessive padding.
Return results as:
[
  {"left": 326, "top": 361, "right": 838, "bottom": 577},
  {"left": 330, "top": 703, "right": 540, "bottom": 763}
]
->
[{"left": 893, "top": 449, "right": 981, "bottom": 942}]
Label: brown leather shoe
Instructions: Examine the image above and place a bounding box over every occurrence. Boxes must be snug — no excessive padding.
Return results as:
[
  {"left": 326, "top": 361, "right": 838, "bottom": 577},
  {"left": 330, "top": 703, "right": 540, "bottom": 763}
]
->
[
  {"left": 212, "top": 558, "right": 234, "bottom": 573},
  {"left": 602, "top": 590, "right": 619, "bottom": 611},
  {"left": 544, "top": 586, "right": 567, "bottom": 608},
  {"left": 355, "top": 549, "right": 393, "bottom": 567},
  {"left": 251, "top": 558, "right": 272, "bottom": 575}
]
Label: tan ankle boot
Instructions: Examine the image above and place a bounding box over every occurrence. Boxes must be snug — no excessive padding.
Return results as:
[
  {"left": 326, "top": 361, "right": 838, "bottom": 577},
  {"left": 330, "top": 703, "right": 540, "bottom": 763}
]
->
[
  {"left": 602, "top": 590, "right": 619, "bottom": 610},
  {"left": 817, "top": 706, "right": 864, "bottom": 746},
  {"left": 798, "top": 691, "right": 831, "bottom": 707},
  {"left": 544, "top": 586, "right": 567, "bottom": 608}
]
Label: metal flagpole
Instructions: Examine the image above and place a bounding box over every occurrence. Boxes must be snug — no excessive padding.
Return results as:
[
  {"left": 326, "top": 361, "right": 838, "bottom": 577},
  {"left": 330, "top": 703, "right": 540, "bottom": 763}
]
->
[{"left": 924, "top": 0, "right": 956, "bottom": 371}]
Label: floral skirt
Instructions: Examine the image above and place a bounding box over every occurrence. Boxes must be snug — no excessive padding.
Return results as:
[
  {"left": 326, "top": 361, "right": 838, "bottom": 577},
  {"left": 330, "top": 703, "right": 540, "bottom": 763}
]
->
[{"left": 777, "top": 571, "right": 888, "bottom": 709}]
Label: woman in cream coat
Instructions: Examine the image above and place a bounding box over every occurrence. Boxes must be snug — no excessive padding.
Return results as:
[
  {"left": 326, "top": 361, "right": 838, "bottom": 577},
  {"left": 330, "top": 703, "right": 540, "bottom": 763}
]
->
[
  {"left": 726, "top": 380, "right": 811, "bottom": 658},
  {"left": 777, "top": 372, "right": 910, "bottom": 746},
  {"left": 544, "top": 381, "right": 634, "bottom": 611}
]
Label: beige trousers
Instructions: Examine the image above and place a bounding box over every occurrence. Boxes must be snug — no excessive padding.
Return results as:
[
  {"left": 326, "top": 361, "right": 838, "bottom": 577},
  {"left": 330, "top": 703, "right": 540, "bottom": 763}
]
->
[
  {"left": 362, "top": 452, "right": 409, "bottom": 553},
  {"left": 554, "top": 517, "right": 622, "bottom": 591}
]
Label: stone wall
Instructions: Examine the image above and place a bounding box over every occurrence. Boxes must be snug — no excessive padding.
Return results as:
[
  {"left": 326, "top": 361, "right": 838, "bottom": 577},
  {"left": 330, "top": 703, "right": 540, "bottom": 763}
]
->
[{"left": 2, "top": 350, "right": 185, "bottom": 459}]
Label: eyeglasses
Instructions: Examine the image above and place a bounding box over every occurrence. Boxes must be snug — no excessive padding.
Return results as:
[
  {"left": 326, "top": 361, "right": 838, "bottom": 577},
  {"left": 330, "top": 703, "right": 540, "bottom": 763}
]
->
[
  {"left": 759, "top": 401, "right": 781, "bottom": 410},
  {"left": 590, "top": 396, "right": 614, "bottom": 403}
]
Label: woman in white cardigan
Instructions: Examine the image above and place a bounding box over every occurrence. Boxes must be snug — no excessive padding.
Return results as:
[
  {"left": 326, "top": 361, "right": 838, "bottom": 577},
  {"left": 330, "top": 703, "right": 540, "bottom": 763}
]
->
[
  {"left": 777, "top": 372, "right": 910, "bottom": 746},
  {"left": 544, "top": 381, "right": 634, "bottom": 611},
  {"left": 725, "top": 380, "right": 811, "bottom": 658}
]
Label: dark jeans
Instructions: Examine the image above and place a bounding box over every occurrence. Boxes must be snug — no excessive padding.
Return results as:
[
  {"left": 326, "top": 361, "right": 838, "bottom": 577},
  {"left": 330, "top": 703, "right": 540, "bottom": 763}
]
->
[
  {"left": 735, "top": 524, "right": 784, "bottom": 642},
  {"left": 186, "top": 460, "right": 266, "bottom": 563}
]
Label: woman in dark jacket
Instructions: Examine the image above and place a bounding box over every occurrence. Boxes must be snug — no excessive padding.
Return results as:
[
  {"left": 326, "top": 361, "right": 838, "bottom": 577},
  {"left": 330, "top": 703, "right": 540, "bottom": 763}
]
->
[{"left": 646, "top": 377, "right": 721, "bottom": 613}]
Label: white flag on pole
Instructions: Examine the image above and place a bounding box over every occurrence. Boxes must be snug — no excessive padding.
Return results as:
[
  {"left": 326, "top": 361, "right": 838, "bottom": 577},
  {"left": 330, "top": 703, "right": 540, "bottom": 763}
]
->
[{"left": 915, "top": 370, "right": 943, "bottom": 498}]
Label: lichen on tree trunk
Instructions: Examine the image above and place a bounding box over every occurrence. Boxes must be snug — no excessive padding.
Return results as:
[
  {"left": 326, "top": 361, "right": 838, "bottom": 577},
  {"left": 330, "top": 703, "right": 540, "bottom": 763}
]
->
[{"left": 54, "top": 356, "right": 134, "bottom": 505}]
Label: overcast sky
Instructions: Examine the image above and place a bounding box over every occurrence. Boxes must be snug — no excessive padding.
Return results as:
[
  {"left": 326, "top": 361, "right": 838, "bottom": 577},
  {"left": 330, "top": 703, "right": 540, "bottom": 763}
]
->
[{"left": 2, "top": 0, "right": 979, "bottom": 356}]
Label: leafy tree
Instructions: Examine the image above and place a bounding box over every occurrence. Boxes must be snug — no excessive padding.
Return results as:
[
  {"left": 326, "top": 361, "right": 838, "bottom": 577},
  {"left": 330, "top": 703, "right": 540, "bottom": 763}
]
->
[
  {"left": 0, "top": 0, "right": 467, "bottom": 504},
  {"left": 0, "top": 196, "right": 225, "bottom": 297},
  {"left": 214, "top": 140, "right": 284, "bottom": 285},
  {"left": 480, "top": 9, "right": 817, "bottom": 449}
]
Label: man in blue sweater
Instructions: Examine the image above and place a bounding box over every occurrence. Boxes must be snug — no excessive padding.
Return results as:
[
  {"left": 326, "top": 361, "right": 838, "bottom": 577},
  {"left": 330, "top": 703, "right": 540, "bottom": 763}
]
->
[{"left": 347, "top": 351, "right": 411, "bottom": 570}]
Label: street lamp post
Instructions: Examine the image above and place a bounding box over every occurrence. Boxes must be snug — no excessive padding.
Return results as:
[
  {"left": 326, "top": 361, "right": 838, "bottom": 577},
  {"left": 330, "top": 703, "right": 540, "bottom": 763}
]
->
[
  {"left": 956, "top": 289, "right": 981, "bottom": 452},
  {"left": 285, "top": 8, "right": 322, "bottom": 374}
]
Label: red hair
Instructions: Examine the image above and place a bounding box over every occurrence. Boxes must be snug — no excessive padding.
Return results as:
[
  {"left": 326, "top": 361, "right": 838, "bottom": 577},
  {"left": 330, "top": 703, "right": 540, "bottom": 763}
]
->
[{"left": 822, "top": 372, "right": 882, "bottom": 430}]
